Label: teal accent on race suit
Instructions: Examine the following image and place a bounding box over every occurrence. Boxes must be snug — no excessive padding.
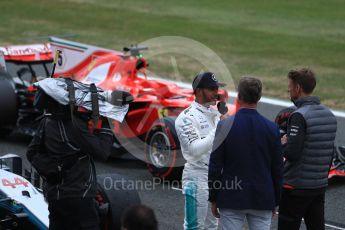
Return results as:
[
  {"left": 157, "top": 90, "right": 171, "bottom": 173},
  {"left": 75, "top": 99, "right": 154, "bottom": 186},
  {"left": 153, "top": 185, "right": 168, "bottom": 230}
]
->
[{"left": 184, "top": 181, "right": 198, "bottom": 230}]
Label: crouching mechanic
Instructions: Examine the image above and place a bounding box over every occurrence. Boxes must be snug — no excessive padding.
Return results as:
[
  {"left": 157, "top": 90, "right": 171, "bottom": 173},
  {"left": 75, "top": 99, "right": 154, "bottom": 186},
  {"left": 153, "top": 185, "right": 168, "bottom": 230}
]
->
[
  {"left": 27, "top": 89, "right": 116, "bottom": 230},
  {"left": 175, "top": 72, "right": 226, "bottom": 230}
]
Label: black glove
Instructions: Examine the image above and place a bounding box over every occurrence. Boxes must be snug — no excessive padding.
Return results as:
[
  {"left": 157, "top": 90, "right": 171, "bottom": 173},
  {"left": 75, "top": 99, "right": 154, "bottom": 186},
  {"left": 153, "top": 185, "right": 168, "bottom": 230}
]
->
[{"left": 217, "top": 101, "right": 228, "bottom": 115}]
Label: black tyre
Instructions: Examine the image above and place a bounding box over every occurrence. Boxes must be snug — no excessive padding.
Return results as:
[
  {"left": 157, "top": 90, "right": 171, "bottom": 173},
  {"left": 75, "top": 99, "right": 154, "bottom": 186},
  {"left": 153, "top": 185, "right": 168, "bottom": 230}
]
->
[
  {"left": 97, "top": 174, "right": 141, "bottom": 230},
  {"left": 0, "top": 73, "right": 17, "bottom": 137},
  {"left": 145, "top": 117, "right": 185, "bottom": 181},
  {"left": 0, "top": 129, "right": 13, "bottom": 138}
]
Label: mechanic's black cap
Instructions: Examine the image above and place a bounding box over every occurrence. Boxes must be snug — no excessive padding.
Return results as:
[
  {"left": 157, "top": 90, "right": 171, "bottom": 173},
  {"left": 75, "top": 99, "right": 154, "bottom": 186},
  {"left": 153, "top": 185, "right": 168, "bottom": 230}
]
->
[{"left": 192, "top": 72, "right": 226, "bottom": 91}]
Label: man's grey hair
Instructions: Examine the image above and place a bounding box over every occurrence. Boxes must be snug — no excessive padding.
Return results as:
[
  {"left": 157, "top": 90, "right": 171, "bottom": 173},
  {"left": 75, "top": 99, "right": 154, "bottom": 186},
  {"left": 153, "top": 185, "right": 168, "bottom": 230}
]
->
[{"left": 237, "top": 76, "right": 262, "bottom": 104}]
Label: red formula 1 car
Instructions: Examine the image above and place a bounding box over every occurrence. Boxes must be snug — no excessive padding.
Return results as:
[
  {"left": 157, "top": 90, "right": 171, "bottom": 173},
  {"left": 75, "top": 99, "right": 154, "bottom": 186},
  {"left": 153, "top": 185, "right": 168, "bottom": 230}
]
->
[
  {"left": 49, "top": 37, "right": 237, "bottom": 180},
  {"left": 0, "top": 43, "right": 53, "bottom": 136}
]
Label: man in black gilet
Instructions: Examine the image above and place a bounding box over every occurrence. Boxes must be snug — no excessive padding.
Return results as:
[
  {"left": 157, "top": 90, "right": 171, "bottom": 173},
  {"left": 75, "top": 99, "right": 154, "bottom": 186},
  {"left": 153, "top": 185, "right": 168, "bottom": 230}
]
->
[{"left": 278, "top": 68, "right": 337, "bottom": 230}]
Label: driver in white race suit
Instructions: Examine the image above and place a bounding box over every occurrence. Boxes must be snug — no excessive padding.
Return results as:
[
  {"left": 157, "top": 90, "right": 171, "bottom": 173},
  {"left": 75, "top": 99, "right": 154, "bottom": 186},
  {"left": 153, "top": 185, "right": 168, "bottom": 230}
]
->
[{"left": 175, "top": 72, "right": 226, "bottom": 230}]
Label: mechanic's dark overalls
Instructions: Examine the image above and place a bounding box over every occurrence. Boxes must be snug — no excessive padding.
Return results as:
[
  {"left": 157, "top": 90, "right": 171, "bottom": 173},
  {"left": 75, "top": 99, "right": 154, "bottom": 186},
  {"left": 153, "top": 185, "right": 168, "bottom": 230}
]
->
[{"left": 32, "top": 104, "right": 113, "bottom": 230}]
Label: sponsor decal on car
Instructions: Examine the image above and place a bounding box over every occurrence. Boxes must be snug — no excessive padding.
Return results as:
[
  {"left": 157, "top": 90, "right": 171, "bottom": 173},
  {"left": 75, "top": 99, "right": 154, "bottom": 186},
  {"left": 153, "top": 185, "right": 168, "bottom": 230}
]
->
[{"left": 0, "top": 44, "right": 51, "bottom": 56}]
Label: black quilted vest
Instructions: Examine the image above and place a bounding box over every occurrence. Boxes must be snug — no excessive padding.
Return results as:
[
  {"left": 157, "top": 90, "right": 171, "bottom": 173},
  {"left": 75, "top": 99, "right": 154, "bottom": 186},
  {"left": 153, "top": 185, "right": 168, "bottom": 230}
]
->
[{"left": 284, "top": 96, "right": 337, "bottom": 189}]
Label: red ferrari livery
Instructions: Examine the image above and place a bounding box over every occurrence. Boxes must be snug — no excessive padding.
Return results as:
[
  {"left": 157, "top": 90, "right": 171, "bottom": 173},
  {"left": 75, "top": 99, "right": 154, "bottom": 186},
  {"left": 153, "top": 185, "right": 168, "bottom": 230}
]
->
[{"left": 49, "top": 37, "right": 237, "bottom": 179}]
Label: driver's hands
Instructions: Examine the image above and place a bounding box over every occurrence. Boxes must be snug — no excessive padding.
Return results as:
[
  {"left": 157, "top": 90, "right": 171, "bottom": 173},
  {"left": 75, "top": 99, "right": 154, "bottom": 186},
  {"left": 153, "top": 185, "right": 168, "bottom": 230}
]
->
[
  {"left": 272, "top": 206, "right": 278, "bottom": 218},
  {"left": 281, "top": 134, "right": 288, "bottom": 145},
  {"left": 220, "top": 114, "right": 229, "bottom": 120},
  {"left": 211, "top": 202, "right": 220, "bottom": 218}
]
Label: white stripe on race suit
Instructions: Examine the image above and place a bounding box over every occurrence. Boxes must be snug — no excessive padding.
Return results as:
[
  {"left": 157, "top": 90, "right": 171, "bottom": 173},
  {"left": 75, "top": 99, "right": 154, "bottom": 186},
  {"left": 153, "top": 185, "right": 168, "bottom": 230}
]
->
[
  {"left": 148, "top": 76, "right": 345, "bottom": 118},
  {"left": 171, "top": 186, "right": 183, "bottom": 192}
]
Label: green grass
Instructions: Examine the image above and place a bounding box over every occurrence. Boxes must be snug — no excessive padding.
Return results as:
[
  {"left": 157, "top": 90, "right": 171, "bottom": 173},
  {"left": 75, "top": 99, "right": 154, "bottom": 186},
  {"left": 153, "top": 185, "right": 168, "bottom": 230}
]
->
[{"left": 1, "top": 0, "right": 345, "bottom": 109}]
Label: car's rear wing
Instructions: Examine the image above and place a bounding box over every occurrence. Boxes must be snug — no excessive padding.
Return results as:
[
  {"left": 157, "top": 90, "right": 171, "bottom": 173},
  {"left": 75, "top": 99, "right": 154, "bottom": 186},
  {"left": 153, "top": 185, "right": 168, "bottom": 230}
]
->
[
  {"left": 0, "top": 44, "right": 52, "bottom": 63},
  {"left": 49, "top": 36, "right": 122, "bottom": 77}
]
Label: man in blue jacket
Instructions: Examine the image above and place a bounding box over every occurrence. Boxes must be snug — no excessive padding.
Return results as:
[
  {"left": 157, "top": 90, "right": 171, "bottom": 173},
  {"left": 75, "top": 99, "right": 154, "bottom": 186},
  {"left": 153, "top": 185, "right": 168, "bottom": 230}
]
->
[{"left": 208, "top": 76, "right": 283, "bottom": 230}]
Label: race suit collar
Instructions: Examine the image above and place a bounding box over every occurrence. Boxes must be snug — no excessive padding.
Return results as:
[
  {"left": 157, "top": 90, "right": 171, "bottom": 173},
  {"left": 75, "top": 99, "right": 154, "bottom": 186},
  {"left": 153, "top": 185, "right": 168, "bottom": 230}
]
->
[{"left": 192, "top": 101, "right": 219, "bottom": 115}]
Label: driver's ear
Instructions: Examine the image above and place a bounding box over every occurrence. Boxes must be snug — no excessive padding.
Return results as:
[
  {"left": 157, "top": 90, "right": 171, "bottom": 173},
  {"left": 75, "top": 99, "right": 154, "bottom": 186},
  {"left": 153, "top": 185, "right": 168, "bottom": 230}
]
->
[
  {"left": 194, "top": 88, "right": 201, "bottom": 96},
  {"left": 237, "top": 92, "right": 242, "bottom": 101},
  {"left": 296, "top": 84, "right": 302, "bottom": 93}
]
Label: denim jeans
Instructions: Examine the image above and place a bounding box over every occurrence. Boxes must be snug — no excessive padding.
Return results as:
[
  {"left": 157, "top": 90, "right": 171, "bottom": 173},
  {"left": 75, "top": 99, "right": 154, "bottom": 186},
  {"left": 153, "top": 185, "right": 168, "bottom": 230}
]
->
[{"left": 219, "top": 208, "right": 272, "bottom": 230}]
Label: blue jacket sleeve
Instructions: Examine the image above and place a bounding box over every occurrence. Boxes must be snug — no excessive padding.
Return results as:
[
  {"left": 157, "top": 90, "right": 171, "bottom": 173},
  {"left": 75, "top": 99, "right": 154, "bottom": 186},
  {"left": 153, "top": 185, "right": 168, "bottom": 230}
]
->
[
  {"left": 271, "top": 126, "right": 284, "bottom": 206},
  {"left": 208, "top": 119, "right": 226, "bottom": 202}
]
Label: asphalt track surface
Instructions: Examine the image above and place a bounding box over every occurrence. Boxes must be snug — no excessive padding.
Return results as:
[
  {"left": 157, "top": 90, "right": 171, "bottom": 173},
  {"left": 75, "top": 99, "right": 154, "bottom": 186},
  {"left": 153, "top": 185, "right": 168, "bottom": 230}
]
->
[{"left": 1, "top": 132, "right": 344, "bottom": 230}]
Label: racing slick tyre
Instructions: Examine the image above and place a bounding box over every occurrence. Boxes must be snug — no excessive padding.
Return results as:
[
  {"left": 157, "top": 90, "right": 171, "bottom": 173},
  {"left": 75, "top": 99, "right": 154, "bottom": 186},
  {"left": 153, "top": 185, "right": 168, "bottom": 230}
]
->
[
  {"left": 0, "top": 74, "right": 17, "bottom": 137},
  {"left": 329, "top": 146, "right": 345, "bottom": 180},
  {"left": 96, "top": 174, "right": 141, "bottom": 230},
  {"left": 145, "top": 117, "right": 185, "bottom": 181}
]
